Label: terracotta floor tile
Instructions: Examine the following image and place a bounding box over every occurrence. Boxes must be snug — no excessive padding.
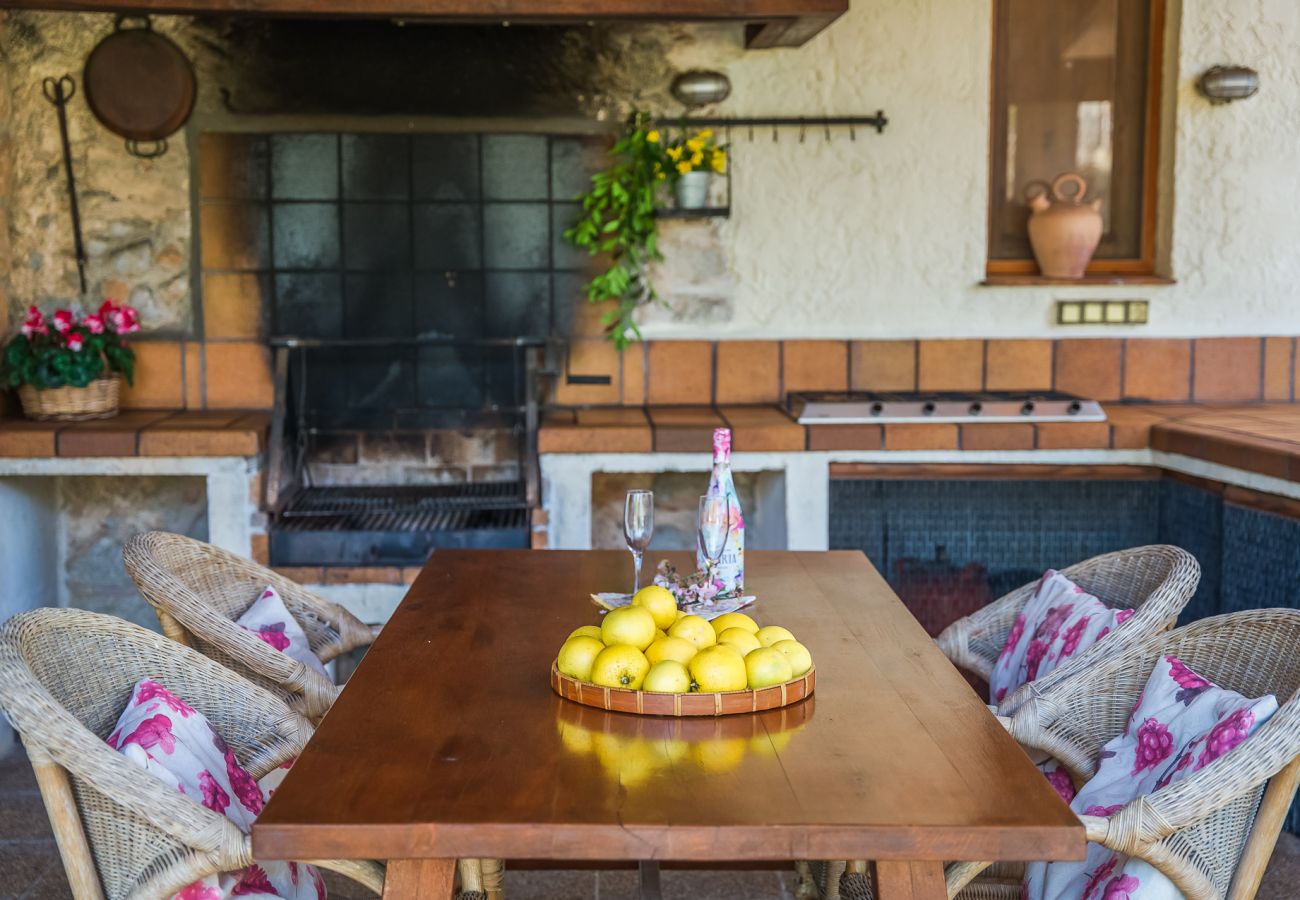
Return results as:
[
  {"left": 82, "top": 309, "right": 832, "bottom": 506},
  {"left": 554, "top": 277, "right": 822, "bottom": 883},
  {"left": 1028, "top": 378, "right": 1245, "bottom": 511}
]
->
[
  {"left": 205, "top": 342, "right": 274, "bottom": 409},
  {"left": 850, "top": 340, "right": 917, "bottom": 392},
  {"left": 1263, "top": 337, "right": 1295, "bottom": 402},
  {"left": 553, "top": 339, "right": 622, "bottom": 406},
  {"left": 646, "top": 342, "right": 712, "bottom": 405},
  {"left": 1123, "top": 339, "right": 1192, "bottom": 402},
  {"left": 323, "top": 566, "right": 403, "bottom": 585},
  {"left": 917, "top": 340, "right": 983, "bottom": 392},
  {"left": 202, "top": 272, "right": 267, "bottom": 340},
  {"left": 960, "top": 423, "right": 1035, "bottom": 451},
  {"left": 884, "top": 423, "right": 958, "bottom": 450},
  {"left": 120, "top": 341, "right": 184, "bottom": 409},
  {"left": 1035, "top": 422, "right": 1111, "bottom": 449},
  {"left": 783, "top": 340, "right": 848, "bottom": 393},
  {"left": 648, "top": 406, "right": 724, "bottom": 453},
  {"left": 0, "top": 420, "right": 57, "bottom": 457},
  {"left": 1055, "top": 339, "right": 1122, "bottom": 401},
  {"left": 575, "top": 407, "right": 650, "bottom": 427},
  {"left": 715, "top": 341, "right": 781, "bottom": 404},
  {"left": 719, "top": 406, "right": 804, "bottom": 451},
  {"left": 807, "top": 424, "right": 883, "bottom": 451},
  {"left": 55, "top": 412, "right": 172, "bottom": 457},
  {"left": 537, "top": 423, "right": 651, "bottom": 453},
  {"left": 984, "top": 340, "right": 1052, "bottom": 391},
  {"left": 1193, "top": 337, "right": 1263, "bottom": 402},
  {"left": 621, "top": 343, "right": 648, "bottom": 407}
]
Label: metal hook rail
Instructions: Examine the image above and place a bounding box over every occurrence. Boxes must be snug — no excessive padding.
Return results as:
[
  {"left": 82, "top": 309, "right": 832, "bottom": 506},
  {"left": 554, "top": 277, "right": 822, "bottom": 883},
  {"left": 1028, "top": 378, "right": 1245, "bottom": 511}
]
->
[{"left": 661, "top": 111, "right": 888, "bottom": 142}]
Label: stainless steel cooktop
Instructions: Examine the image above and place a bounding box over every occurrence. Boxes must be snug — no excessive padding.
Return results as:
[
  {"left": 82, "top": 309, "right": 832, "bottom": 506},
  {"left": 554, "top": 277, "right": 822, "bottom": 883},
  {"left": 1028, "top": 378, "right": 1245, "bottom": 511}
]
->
[{"left": 786, "top": 391, "right": 1107, "bottom": 424}]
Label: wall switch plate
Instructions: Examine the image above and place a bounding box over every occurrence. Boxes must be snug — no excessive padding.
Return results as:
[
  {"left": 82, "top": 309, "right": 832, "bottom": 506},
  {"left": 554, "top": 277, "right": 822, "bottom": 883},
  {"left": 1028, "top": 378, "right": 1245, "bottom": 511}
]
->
[{"left": 1056, "top": 299, "right": 1149, "bottom": 326}]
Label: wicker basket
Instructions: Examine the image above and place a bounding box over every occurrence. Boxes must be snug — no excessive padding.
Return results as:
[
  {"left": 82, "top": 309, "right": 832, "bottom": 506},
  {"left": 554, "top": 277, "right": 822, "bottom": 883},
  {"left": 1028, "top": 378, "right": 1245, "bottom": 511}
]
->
[{"left": 17, "top": 377, "right": 120, "bottom": 421}]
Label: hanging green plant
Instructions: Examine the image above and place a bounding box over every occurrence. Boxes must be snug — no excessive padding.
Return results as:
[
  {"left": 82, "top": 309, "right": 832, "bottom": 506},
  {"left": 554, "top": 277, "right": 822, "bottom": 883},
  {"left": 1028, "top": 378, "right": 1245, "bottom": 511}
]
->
[{"left": 563, "top": 111, "right": 670, "bottom": 350}]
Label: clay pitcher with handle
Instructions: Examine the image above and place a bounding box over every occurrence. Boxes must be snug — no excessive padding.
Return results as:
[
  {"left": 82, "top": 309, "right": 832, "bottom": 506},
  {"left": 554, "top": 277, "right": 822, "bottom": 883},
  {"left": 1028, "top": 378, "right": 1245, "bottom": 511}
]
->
[{"left": 1026, "top": 173, "right": 1103, "bottom": 278}]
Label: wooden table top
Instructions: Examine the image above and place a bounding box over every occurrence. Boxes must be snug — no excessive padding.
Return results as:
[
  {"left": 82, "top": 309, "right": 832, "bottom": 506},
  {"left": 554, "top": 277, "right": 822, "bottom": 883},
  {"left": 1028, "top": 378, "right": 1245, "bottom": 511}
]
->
[{"left": 254, "top": 550, "right": 1082, "bottom": 864}]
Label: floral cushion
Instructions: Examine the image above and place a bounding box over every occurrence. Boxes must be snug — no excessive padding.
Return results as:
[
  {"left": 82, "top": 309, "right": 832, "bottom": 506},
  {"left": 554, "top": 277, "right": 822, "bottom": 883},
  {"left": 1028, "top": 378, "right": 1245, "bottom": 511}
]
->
[
  {"left": 108, "top": 679, "right": 324, "bottom": 900},
  {"left": 990, "top": 570, "right": 1136, "bottom": 707},
  {"left": 236, "top": 586, "right": 329, "bottom": 678},
  {"left": 1024, "top": 655, "right": 1278, "bottom": 900}
]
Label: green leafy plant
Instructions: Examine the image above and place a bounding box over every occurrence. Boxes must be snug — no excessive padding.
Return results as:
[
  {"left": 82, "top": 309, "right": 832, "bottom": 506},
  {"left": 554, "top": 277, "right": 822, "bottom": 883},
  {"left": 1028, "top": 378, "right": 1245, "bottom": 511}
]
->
[
  {"left": 3, "top": 301, "right": 138, "bottom": 391},
  {"left": 563, "top": 112, "right": 670, "bottom": 349}
]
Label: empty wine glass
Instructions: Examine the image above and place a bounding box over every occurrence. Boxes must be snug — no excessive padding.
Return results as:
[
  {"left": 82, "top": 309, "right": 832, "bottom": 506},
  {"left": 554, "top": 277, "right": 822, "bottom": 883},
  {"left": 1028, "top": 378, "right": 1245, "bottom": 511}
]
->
[
  {"left": 697, "top": 495, "right": 731, "bottom": 586},
  {"left": 624, "top": 490, "right": 654, "bottom": 593}
]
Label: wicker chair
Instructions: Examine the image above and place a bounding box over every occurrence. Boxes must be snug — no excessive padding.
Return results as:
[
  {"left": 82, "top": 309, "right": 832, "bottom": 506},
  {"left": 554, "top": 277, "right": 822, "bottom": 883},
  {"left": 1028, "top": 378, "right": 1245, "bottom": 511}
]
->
[
  {"left": 0, "top": 607, "right": 385, "bottom": 900},
  {"left": 122, "top": 531, "right": 381, "bottom": 723},
  {"left": 936, "top": 545, "right": 1200, "bottom": 715},
  {"left": 833, "top": 609, "right": 1300, "bottom": 900}
]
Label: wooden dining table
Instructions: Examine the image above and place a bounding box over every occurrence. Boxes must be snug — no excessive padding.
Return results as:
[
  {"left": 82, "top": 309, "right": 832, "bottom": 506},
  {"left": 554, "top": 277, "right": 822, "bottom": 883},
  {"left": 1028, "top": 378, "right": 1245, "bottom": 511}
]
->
[{"left": 253, "top": 549, "right": 1083, "bottom": 899}]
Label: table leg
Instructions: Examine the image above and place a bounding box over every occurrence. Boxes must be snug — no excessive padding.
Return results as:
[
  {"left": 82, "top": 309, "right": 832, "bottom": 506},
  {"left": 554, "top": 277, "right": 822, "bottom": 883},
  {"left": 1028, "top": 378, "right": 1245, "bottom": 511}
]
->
[
  {"left": 382, "top": 859, "right": 456, "bottom": 899},
  {"left": 873, "top": 860, "right": 946, "bottom": 900}
]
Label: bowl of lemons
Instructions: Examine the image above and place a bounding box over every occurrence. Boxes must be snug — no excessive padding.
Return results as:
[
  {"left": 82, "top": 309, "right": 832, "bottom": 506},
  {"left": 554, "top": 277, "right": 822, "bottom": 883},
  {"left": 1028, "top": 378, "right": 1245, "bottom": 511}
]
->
[{"left": 551, "top": 585, "right": 815, "bottom": 717}]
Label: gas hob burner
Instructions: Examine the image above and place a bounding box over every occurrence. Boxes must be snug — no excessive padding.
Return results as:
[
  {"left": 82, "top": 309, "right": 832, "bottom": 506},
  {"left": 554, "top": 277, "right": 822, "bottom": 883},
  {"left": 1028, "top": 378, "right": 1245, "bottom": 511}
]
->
[{"left": 786, "top": 391, "right": 1106, "bottom": 424}]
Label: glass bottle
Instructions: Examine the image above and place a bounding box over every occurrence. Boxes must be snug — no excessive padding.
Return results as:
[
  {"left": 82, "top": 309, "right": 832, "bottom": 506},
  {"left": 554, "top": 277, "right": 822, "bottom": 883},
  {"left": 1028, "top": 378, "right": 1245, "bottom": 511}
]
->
[{"left": 697, "top": 427, "right": 744, "bottom": 594}]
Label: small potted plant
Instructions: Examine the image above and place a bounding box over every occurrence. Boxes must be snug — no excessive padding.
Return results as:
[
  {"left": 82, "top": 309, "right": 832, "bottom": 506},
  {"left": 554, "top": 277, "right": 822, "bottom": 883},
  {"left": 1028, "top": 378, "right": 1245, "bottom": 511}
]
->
[
  {"left": 665, "top": 128, "right": 727, "bottom": 210},
  {"left": 2, "top": 300, "right": 140, "bottom": 420}
]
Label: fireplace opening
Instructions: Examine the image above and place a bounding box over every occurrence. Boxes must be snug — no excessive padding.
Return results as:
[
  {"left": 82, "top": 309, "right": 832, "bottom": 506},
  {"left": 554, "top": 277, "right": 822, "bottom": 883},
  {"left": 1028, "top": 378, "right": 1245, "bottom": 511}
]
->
[{"left": 198, "top": 130, "right": 604, "bottom": 565}]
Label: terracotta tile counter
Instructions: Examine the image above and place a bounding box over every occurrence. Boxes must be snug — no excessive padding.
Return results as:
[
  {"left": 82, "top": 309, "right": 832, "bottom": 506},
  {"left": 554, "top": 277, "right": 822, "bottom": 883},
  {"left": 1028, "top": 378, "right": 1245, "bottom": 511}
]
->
[{"left": 0, "top": 411, "right": 269, "bottom": 458}]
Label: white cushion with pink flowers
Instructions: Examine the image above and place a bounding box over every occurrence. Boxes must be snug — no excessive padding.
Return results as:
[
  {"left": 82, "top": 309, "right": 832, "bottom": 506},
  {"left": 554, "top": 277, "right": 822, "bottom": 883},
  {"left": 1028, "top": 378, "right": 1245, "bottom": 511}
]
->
[
  {"left": 108, "top": 678, "right": 324, "bottom": 900},
  {"left": 1023, "top": 655, "right": 1278, "bottom": 900},
  {"left": 990, "top": 571, "right": 1136, "bottom": 707},
  {"left": 235, "top": 586, "right": 329, "bottom": 679}
]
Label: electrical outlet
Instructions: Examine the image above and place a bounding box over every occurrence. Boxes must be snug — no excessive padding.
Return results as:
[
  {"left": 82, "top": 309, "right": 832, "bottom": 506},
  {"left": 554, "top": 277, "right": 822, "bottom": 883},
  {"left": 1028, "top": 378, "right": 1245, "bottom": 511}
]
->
[{"left": 1056, "top": 299, "right": 1149, "bottom": 326}]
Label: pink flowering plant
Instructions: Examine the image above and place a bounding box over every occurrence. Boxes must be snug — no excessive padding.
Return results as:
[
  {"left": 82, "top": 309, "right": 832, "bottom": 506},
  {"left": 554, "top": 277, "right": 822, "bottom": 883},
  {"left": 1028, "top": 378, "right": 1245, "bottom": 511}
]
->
[{"left": 2, "top": 300, "right": 139, "bottom": 390}]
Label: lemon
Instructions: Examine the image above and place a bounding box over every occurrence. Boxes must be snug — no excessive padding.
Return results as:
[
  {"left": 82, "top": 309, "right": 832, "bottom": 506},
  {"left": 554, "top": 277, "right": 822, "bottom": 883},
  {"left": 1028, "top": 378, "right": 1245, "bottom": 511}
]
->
[
  {"left": 756, "top": 625, "right": 796, "bottom": 648},
  {"left": 643, "top": 659, "right": 692, "bottom": 693},
  {"left": 689, "top": 644, "right": 747, "bottom": 692},
  {"left": 568, "top": 624, "right": 603, "bottom": 642},
  {"left": 632, "top": 584, "right": 679, "bottom": 630},
  {"left": 655, "top": 628, "right": 669, "bottom": 642},
  {"left": 773, "top": 639, "right": 813, "bottom": 676},
  {"left": 710, "top": 612, "right": 759, "bottom": 636},
  {"left": 646, "top": 635, "right": 698, "bottom": 666},
  {"left": 674, "top": 609, "right": 688, "bottom": 622},
  {"left": 745, "top": 647, "right": 794, "bottom": 689},
  {"left": 717, "top": 627, "right": 761, "bottom": 656},
  {"left": 556, "top": 635, "right": 605, "bottom": 681},
  {"left": 590, "top": 644, "right": 651, "bottom": 689},
  {"left": 601, "top": 605, "right": 657, "bottom": 651},
  {"left": 669, "top": 614, "right": 717, "bottom": 650}
]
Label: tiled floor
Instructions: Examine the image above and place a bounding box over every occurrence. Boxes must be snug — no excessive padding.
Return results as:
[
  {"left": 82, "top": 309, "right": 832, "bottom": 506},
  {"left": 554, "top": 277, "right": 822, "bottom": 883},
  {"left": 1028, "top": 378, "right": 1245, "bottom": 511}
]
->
[{"left": 2, "top": 744, "right": 1298, "bottom": 899}]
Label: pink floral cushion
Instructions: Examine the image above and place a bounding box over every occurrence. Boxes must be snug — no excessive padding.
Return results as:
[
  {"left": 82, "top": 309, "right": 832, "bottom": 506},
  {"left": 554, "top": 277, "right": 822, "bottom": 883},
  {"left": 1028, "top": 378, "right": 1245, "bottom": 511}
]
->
[
  {"left": 1024, "top": 655, "right": 1277, "bottom": 900},
  {"left": 989, "top": 570, "right": 1136, "bottom": 707},
  {"left": 108, "top": 679, "right": 324, "bottom": 900},
  {"left": 236, "top": 586, "right": 329, "bottom": 678}
]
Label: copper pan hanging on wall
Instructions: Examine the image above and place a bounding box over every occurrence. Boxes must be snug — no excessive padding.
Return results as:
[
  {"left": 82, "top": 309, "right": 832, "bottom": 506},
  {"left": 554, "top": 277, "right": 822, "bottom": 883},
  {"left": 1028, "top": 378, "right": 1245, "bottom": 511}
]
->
[{"left": 83, "top": 16, "right": 195, "bottom": 158}]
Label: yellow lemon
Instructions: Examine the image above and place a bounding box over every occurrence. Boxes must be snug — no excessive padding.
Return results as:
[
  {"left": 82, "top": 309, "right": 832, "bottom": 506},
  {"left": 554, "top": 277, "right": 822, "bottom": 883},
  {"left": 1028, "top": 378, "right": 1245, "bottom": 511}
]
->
[
  {"left": 717, "top": 627, "right": 761, "bottom": 656},
  {"left": 556, "top": 635, "right": 605, "bottom": 682},
  {"left": 669, "top": 614, "right": 717, "bottom": 650},
  {"left": 655, "top": 628, "right": 669, "bottom": 642},
  {"left": 710, "top": 612, "right": 759, "bottom": 636},
  {"left": 773, "top": 639, "right": 814, "bottom": 677},
  {"left": 632, "top": 584, "right": 679, "bottom": 630},
  {"left": 590, "top": 644, "right": 651, "bottom": 690},
  {"left": 646, "top": 635, "right": 698, "bottom": 666},
  {"left": 756, "top": 625, "right": 796, "bottom": 648},
  {"left": 745, "top": 647, "right": 794, "bottom": 689},
  {"left": 688, "top": 644, "right": 747, "bottom": 692},
  {"left": 601, "top": 605, "right": 657, "bottom": 651},
  {"left": 568, "top": 624, "right": 603, "bottom": 642},
  {"left": 643, "top": 660, "right": 692, "bottom": 693},
  {"left": 674, "top": 609, "right": 688, "bottom": 621}
]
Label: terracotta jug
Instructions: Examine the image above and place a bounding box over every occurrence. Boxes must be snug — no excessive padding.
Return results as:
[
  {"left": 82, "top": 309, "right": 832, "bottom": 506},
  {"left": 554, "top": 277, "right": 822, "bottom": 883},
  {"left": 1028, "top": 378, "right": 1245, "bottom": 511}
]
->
[{"left": 1026, "top": 173, "right": 1103, "bottom": 278}]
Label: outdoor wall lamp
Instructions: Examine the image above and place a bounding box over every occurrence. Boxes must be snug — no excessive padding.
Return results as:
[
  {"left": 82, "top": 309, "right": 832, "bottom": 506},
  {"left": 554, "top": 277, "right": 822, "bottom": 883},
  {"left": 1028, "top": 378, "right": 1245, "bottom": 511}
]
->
[
  {"left": 671, "top": 70, "right": 732, "bottom": 108},
  {"left": 1197, "top": 65, "right": 1260, "bottom": 103}
]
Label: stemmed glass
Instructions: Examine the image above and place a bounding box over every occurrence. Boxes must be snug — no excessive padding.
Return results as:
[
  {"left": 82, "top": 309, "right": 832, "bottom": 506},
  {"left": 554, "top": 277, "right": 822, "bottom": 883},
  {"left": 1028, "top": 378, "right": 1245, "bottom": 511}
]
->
[
  {"left": 697, "top": 495, "right": 731, "bottom": 586},
  {"left": 624, "top": 490, "right": 654, "bottom": 593}
]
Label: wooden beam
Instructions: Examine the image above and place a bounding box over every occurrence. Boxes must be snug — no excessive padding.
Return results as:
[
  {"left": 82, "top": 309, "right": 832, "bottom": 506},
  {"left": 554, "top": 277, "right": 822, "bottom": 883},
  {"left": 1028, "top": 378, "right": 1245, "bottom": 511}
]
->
[{"left": 3, "top": 0, "right": 848, "bottom": 48}]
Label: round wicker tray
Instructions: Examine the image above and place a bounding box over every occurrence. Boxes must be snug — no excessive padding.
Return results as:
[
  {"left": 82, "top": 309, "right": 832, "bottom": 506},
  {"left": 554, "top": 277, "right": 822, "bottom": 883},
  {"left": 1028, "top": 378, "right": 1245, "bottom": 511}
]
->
[{"left": 550, "top": 661, "right": 815, "bottom": 717}]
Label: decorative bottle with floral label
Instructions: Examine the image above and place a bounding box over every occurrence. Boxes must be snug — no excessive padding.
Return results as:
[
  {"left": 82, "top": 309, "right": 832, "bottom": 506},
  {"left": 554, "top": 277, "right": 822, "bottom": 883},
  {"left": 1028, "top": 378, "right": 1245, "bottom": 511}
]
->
[{"left": 697, "top": 427, "right": 744, "bottom": 595}]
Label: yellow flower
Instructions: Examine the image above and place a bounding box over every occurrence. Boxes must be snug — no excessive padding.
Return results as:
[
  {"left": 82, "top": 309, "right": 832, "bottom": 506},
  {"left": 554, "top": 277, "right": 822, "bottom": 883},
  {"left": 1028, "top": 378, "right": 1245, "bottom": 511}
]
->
[
  {"left": 698, "top": 129, "right": 713, "bottom": 140},
  {"left": 711, "top": 151, "right": 727, "bottom": 174},
  {"left": 691, "top": 151, "right": 703, "bottom": 167},
  {"left": 646, "top": 130, "right": 661, "bottom": 143},
  {"left": 676, "top": 160, "right": 692, "bottom": 175},
  {"left": 666, "top": 146, "right": 683, "bottom": 162},
  {"left": 686, "top": 137, "right": 703, "bottom": 153}
]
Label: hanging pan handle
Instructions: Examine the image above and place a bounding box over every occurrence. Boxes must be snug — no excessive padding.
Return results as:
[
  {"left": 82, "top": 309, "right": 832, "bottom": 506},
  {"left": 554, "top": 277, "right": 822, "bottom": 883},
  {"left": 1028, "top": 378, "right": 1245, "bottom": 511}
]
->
[{"left": 126, "top": 138, "right": 167, "bottom": 159}]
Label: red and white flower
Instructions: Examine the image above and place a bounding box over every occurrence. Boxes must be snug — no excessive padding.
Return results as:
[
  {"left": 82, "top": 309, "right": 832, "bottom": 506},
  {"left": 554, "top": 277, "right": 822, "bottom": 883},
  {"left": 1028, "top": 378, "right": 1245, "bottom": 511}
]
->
[
  {"left": 52, "top": 309, "right": 74, "bottom": 333},
  {"left": 66, "top": 332, "right": 85, "bottom": 351},
  {"left": 119, "top": 305, "right": 141, "bottom": 334},
  {"left": 83, "top": 313, "right": 105, "bottom": 334},
  {"left": 20, "top": 305, "right": 48, "bottom": 338}
]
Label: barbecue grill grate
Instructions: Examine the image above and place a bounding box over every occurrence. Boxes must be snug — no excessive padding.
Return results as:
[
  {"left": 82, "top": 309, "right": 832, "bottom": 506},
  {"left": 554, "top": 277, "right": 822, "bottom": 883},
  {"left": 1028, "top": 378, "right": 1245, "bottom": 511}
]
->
[{"left": 278, "top": 482, "right": 528, "bottom": 533}]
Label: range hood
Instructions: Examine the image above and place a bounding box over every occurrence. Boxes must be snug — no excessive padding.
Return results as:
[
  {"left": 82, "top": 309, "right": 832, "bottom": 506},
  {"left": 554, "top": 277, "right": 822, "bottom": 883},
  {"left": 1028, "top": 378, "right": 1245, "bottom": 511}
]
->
[{"left": 14, "top": 0, "right": 847, "bottom": 48}]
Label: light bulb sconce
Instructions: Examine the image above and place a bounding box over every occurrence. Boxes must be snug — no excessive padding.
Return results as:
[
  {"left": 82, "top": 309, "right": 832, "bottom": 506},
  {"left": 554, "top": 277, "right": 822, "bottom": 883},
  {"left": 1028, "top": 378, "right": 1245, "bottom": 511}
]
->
[{"left": 1197, "top": 65, "right": 1260, "bottom": 103}]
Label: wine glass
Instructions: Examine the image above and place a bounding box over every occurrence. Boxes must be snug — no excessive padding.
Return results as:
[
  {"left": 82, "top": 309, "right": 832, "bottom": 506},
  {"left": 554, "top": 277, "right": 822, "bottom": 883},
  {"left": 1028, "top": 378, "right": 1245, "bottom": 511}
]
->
[
  {"left": 697, "top": 495, "right": 731, "bottom": 587},
  {"left": 624, "top": 490, "right": 654, "bottom": 593}
]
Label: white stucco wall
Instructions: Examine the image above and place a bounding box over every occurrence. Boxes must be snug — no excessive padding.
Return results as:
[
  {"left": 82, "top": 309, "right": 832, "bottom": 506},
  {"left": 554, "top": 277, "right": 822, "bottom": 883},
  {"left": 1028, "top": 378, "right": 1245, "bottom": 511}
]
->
[{"left": 641, "top": 0, "right": 1300, "bottom": 340}]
